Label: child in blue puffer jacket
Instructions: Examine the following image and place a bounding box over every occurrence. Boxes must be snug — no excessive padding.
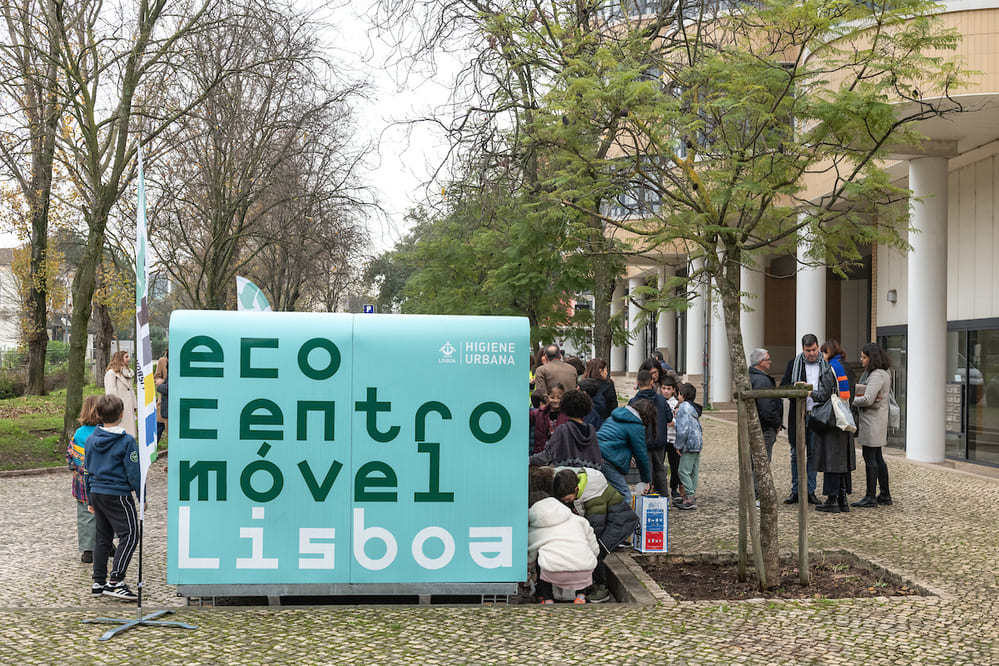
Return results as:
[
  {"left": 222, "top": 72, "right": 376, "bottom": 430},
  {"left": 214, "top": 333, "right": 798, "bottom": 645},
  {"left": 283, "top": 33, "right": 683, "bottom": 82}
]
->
[{"left": 596, "top": 400, "right": 657, "bottom": 505}]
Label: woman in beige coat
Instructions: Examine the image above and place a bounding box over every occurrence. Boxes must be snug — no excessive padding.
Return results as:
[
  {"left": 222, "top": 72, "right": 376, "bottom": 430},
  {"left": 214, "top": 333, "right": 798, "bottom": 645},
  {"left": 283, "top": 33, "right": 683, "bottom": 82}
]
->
[
  {"left": 850, "top": 343, "right": 892, "bottom": 507},
  {"left": 104, "top": 350, "right": 137, "bottom": 439}
]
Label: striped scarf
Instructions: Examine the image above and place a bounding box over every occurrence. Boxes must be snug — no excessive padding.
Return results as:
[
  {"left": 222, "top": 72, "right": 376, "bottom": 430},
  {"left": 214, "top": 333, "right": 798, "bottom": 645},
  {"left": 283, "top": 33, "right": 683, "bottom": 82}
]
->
[
  {"left": 790, "top": 353, "right": 830, "bottom": 388},
  {"left": 828, "top": 356, "right": 850, "bottom": 399}
]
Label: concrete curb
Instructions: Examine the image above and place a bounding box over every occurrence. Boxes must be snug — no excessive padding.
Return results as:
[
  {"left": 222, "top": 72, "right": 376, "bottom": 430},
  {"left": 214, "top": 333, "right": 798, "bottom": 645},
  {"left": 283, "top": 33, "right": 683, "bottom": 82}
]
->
[
  {"left": 621, "top": 548, "right": 954, "bottom": 604},
  {"left": 605, "top": 551, "right": 663, "bottom": 606},
  {"left": 0, "top": 449, "right": 168, "bottom": 478},
  {"left": 0, "top": 466, "right": 68, "bottom": 478}
]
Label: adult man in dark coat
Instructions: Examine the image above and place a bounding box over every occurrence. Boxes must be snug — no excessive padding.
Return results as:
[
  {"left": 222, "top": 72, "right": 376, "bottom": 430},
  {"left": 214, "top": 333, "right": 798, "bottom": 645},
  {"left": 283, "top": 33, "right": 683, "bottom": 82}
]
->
[
  {"left": 779, "top": 334, "right": 822, "bottom": 505},
  {"left": 533, "top": 344, "right": 578, "bottom": 398},
  {"left": 749, "top": 348, "right": 782, "bottom": 498}
]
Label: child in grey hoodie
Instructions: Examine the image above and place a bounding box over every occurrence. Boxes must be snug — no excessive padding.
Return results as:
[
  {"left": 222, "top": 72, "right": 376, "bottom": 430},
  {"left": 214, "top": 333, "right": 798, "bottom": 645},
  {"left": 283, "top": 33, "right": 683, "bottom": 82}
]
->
[{"left": 674, "top": 383, "right": 704, "bottom": 510}]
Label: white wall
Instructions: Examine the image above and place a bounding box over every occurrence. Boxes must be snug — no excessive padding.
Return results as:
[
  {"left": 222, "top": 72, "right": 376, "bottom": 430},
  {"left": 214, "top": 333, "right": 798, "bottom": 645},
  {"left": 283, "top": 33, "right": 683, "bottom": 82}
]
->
[
  {"left": 877, "top": 220, "right": 909, "bottom": 327},
  {"left": 949, "top": 155, "right": 999, "bottom": 321},
  {"left": 878, "top": 153, "right": 999, "bottom": 327},
  {"left": 0, "top": 264, "right": 20, "bottom": 350}
]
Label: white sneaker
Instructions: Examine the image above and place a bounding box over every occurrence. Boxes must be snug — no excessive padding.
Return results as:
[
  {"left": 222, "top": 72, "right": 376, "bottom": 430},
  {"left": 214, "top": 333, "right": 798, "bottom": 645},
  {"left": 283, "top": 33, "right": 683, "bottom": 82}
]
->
[{"left": 103, "top": 581, "right": 137, "bottom": 601}]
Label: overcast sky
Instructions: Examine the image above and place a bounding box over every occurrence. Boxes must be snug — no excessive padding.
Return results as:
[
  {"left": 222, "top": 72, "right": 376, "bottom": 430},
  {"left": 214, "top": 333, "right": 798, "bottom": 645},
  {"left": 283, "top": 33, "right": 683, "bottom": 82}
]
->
[{"left": 317, "top": 0, "right": 462, "bottom": 255}]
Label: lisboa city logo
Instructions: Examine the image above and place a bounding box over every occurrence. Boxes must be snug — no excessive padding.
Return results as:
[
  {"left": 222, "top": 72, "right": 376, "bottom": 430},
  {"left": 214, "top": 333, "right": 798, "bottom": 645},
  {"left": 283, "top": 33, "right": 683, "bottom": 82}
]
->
[
  {"left": 438, "top": 341, "right": 457, "bottom": 364},
  {"left": 438, "top": 340, "right": 518, "bottom": 366}
]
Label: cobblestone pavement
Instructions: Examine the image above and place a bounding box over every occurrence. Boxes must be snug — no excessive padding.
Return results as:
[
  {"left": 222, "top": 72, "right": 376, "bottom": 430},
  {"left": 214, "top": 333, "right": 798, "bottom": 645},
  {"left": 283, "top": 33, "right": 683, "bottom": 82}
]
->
[{"left": 3, "top": 417, "right": 999, "bottom": 664}]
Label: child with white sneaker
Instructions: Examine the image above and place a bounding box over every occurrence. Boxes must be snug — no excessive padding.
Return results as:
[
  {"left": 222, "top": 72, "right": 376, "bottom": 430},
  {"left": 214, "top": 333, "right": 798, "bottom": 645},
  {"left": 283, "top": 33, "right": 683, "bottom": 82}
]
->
[
  {"left": 84, "top": 394, "right": 141, "bottom": 601},
  {"left": 673, "top": 382, "right": 704, "bottom": 510}
]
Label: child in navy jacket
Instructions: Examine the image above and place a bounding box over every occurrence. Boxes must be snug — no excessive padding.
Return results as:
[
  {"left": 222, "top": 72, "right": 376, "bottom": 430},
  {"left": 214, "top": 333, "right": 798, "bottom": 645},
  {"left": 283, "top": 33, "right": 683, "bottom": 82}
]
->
[{"left": 84, "top": 394, "right": 141, "bottom": 601}]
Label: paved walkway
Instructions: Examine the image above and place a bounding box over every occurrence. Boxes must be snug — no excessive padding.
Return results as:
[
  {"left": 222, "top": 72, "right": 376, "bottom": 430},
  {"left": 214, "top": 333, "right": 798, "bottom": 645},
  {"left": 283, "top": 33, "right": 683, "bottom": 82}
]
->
[{"left": 3, "top": 417, "right": 999, "bottom": 664}]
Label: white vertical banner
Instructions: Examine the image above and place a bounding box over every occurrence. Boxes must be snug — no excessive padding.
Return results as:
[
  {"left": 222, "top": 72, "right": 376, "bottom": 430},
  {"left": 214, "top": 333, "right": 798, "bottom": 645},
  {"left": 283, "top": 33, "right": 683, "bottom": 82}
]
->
[{"left": 135, "top": 147, "right": 157, "bottom": 520}]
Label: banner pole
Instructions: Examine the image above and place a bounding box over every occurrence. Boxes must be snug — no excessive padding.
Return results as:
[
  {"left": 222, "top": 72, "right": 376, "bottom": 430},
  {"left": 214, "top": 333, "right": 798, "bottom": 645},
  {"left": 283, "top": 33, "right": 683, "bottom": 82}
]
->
[{"left": 136, "top": 517, "right": 144, "bottom": 617}]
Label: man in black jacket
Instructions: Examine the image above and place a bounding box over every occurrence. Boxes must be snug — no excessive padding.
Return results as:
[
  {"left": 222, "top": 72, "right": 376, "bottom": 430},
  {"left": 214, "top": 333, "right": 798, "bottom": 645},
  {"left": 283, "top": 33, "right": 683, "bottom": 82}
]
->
[
  {"left": 779, "top": 334, "right": 823, "bottom": 505},
  {"left": 749, "top": 348, "right": 783, "bottom": 498}
]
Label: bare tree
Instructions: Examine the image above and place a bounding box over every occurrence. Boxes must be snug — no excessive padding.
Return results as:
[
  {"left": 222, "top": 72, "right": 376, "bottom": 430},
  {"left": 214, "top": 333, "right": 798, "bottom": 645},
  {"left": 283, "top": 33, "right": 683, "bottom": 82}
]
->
[
  {"left": 0, "top": 0, "right": 64, "bottom": 394},
  {"left": 150, "top": 3, "right": 371, "bottom": 310},
  {"left": 246, "top": 190, "right": 371, "bottom": 313},
  {"left": 47, "top": 0, "right": 219, "bottom": 447}
]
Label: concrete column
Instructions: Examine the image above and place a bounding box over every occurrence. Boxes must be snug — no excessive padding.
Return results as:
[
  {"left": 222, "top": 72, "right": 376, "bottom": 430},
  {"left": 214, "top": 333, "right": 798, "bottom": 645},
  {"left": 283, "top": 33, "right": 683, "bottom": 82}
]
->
[
  {"left": 656, "top": 265, "right": 677, "bottom": 367},
  {"left": 796, "top": 222, "right": 826, "bottom": 347},
  {"left": 709, "top": 284, "right": 733, "bottom": 404},
  {"left": 907, "top": 157, "right": 948, "bottom": 463},
  {"left": 741, "top": 261, "right": 766, "bottom": 361},
  {"left": 610, "top": 281, "right": 626, "bottom": 373},
  {"left": 627, "top": 275, "right": 647, "bottom": 372},
  {"left": 685, "top": 257, "right": 706, "bottom": 379}
]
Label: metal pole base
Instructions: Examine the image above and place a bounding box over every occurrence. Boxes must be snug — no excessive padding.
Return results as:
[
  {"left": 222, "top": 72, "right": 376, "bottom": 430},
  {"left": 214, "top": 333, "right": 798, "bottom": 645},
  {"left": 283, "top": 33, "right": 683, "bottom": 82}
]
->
[{"left": 82, "top": 609, "right": 198, "bottom": 641}]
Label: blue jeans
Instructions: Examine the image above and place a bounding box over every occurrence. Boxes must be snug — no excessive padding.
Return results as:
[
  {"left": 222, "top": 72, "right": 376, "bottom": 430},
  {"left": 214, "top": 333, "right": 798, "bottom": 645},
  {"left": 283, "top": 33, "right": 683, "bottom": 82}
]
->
[
  {"left": 602, "top": 463, "right": 632, "bottom": 507},
  {"left": 789, "top": 422, "right": 816, "bottom": 495}
]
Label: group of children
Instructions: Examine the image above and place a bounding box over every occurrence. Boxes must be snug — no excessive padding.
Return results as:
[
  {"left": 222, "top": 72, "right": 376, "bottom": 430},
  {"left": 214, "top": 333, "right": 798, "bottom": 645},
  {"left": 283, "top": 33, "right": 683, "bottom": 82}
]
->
[
  {"left": 68, "top": 394, "right": 142, "bottom": 602},
  {"left": 527, "top": 360, "right": 704, "bottom": 603},
  {"left": 528, "top": 465, "right": 636, "bottom": 604},
  {"left": 70, "top": 349, "right": 704, "bottom": 606}
]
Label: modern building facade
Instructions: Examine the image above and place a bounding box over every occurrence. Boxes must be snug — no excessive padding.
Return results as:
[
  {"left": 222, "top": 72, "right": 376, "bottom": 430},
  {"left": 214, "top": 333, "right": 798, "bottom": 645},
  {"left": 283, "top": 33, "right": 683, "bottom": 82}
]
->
[{"left": 610, "top": 1, "right": 999, "bottom": 467}]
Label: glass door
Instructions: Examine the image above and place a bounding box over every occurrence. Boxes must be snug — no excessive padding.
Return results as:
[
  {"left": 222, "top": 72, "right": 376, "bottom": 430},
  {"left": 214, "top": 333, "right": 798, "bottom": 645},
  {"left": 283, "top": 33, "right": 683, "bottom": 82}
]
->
[
  {"left": 967, "top": 329, "right": 999, "bottom": 464},
  {"left": 945, "top": 330, "right": 968, "bottom": 459},
  {"left": 879, "top": 334, "right": 907, "bottom": 450}
]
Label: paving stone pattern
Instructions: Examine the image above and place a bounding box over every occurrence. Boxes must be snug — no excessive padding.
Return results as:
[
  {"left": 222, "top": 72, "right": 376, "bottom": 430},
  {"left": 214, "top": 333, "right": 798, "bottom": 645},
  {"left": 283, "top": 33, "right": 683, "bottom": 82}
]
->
[{"left": 3, "top": 417, "right": 999, "bottom": 664}]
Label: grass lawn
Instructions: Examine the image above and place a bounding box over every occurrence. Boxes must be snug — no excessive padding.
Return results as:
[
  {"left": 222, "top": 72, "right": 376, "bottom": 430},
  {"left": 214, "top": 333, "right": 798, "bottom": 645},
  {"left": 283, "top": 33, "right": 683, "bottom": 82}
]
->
[{"left": 0, "top": 386, "right": 103, "bottom": 471}]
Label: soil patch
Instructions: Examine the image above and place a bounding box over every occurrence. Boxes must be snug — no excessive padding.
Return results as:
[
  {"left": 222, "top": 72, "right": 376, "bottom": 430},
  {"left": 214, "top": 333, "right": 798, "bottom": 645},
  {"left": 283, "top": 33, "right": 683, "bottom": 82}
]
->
[{"left": 637, "top": 552, "right": 927, "bottom": 601}]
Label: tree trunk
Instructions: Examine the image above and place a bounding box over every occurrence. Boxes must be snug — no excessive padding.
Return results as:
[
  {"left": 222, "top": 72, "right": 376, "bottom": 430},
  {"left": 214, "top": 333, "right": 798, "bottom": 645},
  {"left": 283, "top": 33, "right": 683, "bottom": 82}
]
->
[
  {"left": 592, "top": 260, "right": 613, "bottom": 367},
  {"left": 24, "top": 255, "right": 48, "bottom": 394},
  {"left": 23, "top": 136, "right": 56, "bottom": 396},
  {"left": 60, "top": 226, "right": 106, "bottom": 448},
  {"left": 715, "top": 245, "right": 780, "bottom": 588},
  {"left": 93, "top": 297, "right": 113, "bottom": 389},
  {"left": 25, "top": 209, "right": 51, "bottom": 394},
  {"left": 587, "top": 214, "right": 615, "bottom": 367}
]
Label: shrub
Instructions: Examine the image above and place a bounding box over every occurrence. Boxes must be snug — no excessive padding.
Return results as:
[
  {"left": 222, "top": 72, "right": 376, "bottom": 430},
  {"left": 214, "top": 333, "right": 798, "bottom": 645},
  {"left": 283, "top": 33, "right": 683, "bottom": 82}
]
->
[
  {"left": 0, "top": 369, "right": 24, "bottom": 400},
  {"left": 44, "top": 368, "right": 67, "bottom": 393},
  {"left": 46, "top": 341, "right": 70, "bottom": 369}
]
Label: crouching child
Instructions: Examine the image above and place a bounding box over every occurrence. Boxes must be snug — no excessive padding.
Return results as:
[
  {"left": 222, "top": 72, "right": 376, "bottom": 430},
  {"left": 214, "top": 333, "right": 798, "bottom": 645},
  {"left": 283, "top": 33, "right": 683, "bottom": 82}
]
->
[
  {"left": 528, "top": 488, "right": 599, "bottom": 605},
  {"left": 555, "top": 466, "right": 639, "bottom": 603}
]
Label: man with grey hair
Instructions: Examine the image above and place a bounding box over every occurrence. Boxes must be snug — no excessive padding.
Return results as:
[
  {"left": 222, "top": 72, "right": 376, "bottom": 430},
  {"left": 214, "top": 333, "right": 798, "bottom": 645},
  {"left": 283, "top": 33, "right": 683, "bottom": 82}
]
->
[
  {"left": 533, "top": 343, "right": 578, "bottom": 398},
  {"left": 749, "top": 348, "right": 783, "bottom": 498}
]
